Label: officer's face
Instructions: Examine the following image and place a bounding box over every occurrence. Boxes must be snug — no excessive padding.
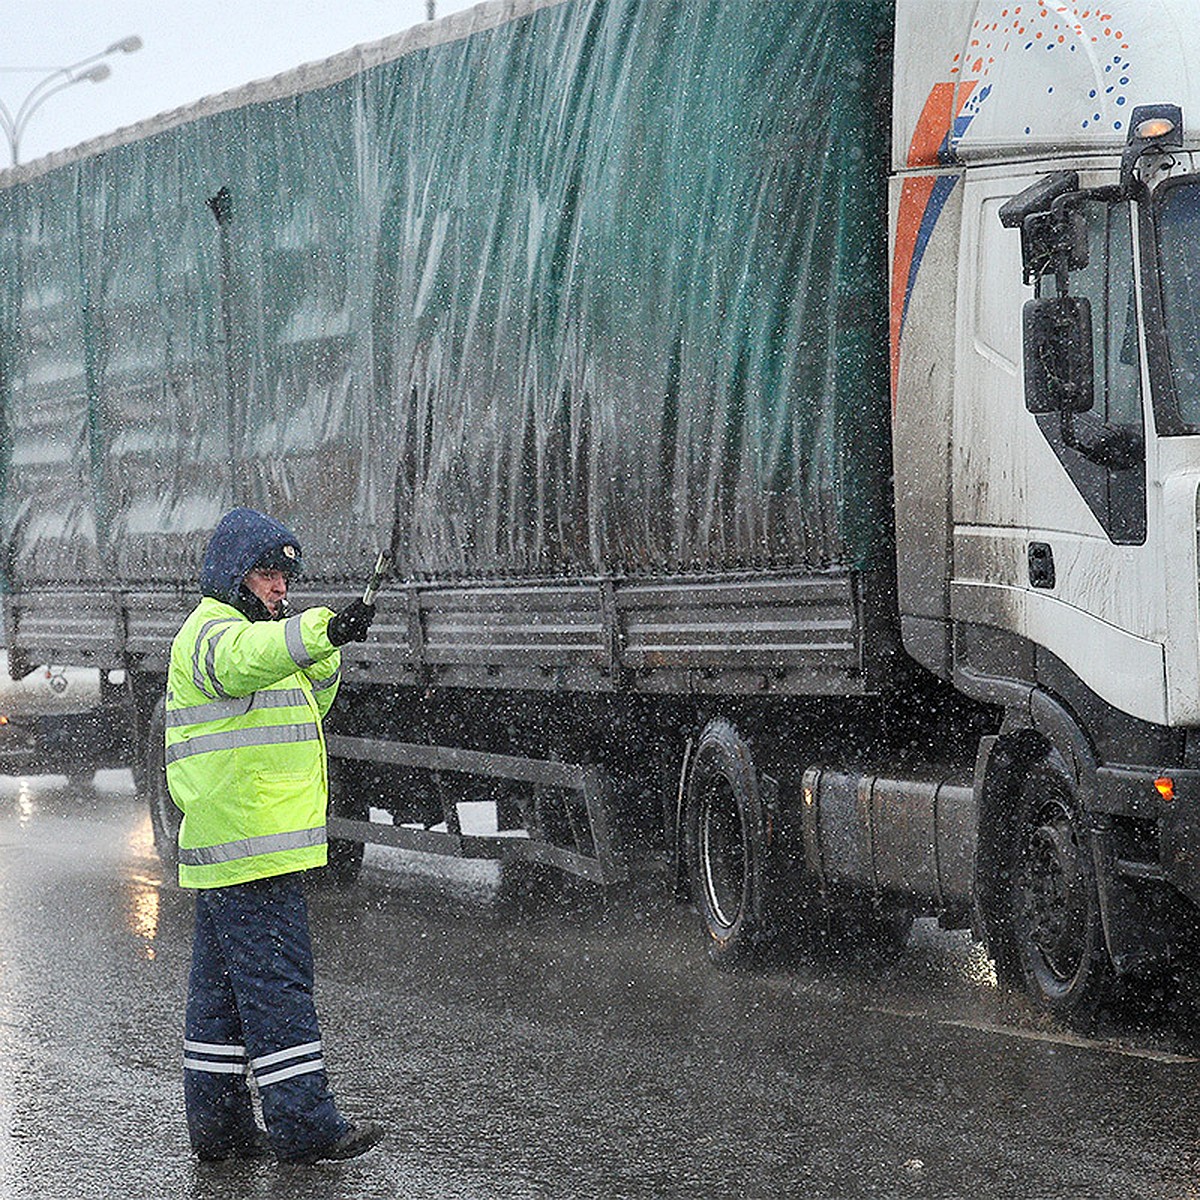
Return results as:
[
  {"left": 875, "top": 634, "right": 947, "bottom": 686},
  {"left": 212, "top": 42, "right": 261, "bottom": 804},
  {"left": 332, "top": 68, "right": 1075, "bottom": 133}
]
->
[{"left": 245, "top": 567, "right": 289, "bottom": 617}]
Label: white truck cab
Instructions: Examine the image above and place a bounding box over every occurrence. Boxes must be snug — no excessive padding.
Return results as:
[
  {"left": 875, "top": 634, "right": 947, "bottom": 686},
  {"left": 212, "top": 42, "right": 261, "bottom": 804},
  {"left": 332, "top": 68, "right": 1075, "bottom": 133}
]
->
[
  {"left": 894, "top": 0, "right": 1200, "bottom": 726},
  {"left": 889, "top": 1, "right": 1200, "bottom": 1021}
]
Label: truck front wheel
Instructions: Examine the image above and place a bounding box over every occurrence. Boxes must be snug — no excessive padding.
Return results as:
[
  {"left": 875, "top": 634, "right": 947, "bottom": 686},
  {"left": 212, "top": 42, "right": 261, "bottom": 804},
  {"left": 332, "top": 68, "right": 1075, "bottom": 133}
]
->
[
  {"left": 683, "top": 718, "right": 773, "bottom": 966},
  {"left": 1010, "top": 754, "right": 1115, "bottom": 1030}
]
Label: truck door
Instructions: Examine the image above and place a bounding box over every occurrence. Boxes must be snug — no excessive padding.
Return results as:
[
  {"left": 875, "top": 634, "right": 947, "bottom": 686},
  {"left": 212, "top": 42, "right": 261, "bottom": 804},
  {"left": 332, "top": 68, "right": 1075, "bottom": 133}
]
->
[
  {"left": 1026, "top": 197, "right": 1145, "bottom": 544},
  {"left": 952, "top": 177, "right": 1166, "bottom": 723}
]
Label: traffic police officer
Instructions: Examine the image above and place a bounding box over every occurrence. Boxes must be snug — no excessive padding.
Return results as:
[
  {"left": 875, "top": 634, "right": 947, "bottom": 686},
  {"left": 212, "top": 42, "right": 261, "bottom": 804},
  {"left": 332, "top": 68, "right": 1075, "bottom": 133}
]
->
[{"left": 165, "top": 507, "right": 382, "bottom": 1164}]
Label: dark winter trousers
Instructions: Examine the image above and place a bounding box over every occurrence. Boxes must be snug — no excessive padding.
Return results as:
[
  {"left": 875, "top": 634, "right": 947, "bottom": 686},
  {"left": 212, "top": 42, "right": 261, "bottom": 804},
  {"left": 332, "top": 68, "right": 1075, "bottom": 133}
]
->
[{"left": 183, "top": 874, "right": 349, "bottom": 1161}]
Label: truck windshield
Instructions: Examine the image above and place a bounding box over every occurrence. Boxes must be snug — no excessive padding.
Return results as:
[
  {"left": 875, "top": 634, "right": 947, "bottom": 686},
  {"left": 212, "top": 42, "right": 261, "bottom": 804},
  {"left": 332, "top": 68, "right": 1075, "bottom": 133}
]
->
[{"left": 1155, "top": 178, "right": 1200, "bottom": 430}]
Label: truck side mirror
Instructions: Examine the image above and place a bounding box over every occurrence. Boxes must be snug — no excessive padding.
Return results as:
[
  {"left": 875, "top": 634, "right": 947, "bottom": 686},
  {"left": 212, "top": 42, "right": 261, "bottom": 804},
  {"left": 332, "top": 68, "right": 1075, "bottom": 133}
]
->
[{"left": 1023, "top": 296, "right": 1094, "bottom": 414}]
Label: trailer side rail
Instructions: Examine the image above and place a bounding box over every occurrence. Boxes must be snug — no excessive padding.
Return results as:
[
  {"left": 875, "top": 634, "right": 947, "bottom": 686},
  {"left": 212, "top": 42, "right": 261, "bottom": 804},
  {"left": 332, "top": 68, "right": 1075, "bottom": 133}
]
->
[{"left": 325, "top": 733, "right": 625, "bottom": 884}]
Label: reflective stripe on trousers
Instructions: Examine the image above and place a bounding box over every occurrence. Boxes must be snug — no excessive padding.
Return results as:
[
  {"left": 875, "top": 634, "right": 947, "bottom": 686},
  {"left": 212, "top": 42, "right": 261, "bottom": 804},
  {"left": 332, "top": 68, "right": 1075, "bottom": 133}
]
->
[
  {"left": 184, "top": 1038, "right": 326, "bottom": 1087},
  {"left": 183, "top": 1039, "right": 248, "bottom": 1075}
]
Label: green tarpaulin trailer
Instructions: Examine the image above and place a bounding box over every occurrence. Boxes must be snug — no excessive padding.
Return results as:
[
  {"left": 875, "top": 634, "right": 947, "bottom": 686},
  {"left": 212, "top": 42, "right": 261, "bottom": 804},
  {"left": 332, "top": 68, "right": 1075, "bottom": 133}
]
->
[
  {"left": 0, "top": 0, "right": 961, "bottom": 955},
  {"left": 0, "top": 0, "right": 913, "bottom": 913}
]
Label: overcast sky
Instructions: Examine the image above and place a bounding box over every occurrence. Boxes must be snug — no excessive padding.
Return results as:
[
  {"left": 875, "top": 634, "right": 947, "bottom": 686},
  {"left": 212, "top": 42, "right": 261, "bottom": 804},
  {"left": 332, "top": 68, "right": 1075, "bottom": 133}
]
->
[{"left": 1, "top": 0, "right": 479, "bottom": 165}]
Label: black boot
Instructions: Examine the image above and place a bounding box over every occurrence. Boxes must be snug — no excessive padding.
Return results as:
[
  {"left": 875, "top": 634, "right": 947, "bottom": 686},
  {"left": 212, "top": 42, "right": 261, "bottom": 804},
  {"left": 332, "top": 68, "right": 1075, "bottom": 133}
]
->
[{"left": 288, "top": 1120, "right": 383, "bottom": 1165}]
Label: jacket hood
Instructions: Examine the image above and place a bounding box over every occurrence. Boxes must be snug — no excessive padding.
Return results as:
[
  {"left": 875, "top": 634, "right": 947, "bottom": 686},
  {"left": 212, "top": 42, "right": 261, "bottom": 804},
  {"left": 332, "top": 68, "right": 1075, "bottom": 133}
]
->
[{"left": 199, "top": 508, "right": 303, "bottom": 607}]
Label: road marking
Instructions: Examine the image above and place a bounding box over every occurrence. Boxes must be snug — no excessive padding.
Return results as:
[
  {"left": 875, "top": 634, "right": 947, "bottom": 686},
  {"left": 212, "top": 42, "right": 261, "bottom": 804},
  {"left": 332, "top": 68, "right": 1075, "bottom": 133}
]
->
[{"left": 864, "top": 1005, "right": 1199, "bottom": 1064}]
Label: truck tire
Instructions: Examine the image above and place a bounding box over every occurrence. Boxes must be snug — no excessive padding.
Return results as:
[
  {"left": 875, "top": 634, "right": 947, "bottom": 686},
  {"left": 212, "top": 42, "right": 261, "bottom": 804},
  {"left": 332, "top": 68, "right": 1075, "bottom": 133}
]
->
[
  {"left": 146, "top": 697, "right": 181, "bottom": 876},
  {"left": 683, "top": 718, "right": 773, "bottom": 966},
  {"left": 1009, "top": 753, "right": 1115, "bottom": 1030},
  {"left": 322, "top": 756, "right": 367, "bottom": 888}
]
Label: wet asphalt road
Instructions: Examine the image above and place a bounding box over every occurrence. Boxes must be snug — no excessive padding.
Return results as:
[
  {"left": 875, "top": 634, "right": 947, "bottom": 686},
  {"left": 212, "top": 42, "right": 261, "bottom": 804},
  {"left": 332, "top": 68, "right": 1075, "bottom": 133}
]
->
[{"left": 4, "top": 776, "right": 1200, "bottom": 1199}]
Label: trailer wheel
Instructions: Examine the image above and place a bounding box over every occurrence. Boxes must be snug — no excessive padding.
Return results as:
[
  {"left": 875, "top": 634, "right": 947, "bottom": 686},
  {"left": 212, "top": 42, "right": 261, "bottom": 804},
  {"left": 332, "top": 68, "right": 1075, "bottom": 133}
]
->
[
  {"left": 146, "top": 697, "right": 180, "bottom": 875},
  {"left": 683, "top": 718, "right": 772, "bottom": 966},
  {"left": 1010, "top": 754, "right": 1114, "bottom": 1030},
  {"left": 322, "top": 756, "right": 367, "bottom": 888}
]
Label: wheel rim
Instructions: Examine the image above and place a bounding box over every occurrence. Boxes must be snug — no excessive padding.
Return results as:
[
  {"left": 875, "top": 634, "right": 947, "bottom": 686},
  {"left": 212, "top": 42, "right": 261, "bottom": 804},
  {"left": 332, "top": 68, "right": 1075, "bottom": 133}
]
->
[
  {"left": 699, "top": 768, "right": 747, "bottom": 932},
  {"left": 1021, "top": 798, "right": 1087, "bottom": 984}
]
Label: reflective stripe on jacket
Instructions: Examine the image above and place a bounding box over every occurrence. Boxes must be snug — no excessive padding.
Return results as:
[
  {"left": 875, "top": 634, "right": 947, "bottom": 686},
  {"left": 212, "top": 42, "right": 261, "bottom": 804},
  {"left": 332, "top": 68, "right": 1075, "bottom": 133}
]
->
[{"left": 166, "top": 597, "right": 342, "bottom": 888}]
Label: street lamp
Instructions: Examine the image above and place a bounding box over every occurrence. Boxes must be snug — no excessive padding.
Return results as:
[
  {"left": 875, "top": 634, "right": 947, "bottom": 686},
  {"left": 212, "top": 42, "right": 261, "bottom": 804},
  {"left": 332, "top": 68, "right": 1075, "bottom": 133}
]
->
[{"left": 0, "top": 35, "right": 143, "bottom": 166}]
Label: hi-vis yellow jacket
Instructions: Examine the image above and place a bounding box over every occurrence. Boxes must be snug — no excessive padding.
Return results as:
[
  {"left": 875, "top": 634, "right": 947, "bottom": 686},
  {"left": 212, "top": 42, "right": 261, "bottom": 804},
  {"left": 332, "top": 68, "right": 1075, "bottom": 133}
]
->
[{"left": 165, "top": 597, "right": 343, "bottom": 888}]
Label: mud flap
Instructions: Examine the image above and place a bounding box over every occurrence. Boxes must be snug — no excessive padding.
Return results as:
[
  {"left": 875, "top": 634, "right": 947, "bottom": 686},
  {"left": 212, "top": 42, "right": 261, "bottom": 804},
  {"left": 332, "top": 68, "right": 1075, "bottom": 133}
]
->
[{"left": 1089, "top": 814, "right": 1174, "bottom": 977}]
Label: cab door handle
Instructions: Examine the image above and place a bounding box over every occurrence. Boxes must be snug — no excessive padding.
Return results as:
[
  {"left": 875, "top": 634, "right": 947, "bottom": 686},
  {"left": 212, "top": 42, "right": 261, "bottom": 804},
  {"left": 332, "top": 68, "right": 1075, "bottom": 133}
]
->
[{"left": 1028, "top": 542, "right": 1056, "bottom": 589}]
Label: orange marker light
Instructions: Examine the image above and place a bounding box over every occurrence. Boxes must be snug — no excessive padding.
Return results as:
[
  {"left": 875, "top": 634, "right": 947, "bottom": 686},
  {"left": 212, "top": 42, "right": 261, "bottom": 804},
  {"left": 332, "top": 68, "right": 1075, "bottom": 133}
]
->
[
  {"left": 1136, "top": 117, "right": 1177, "bottom": 140},
  {"left": 1154, "top": 776, "right": 1175, "bottom": 802}
]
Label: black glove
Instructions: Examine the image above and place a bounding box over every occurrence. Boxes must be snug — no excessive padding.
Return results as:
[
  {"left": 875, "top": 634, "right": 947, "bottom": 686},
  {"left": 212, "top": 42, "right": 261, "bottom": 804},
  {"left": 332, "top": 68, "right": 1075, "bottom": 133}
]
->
[{"left": 328, "top": 599, "right": 376, "bottom": 646}]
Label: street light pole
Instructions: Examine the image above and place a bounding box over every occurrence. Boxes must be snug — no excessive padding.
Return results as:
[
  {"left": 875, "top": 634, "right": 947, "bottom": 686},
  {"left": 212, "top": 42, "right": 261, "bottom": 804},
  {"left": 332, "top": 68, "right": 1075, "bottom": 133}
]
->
[{"left": 0, "top": 35, "right": 143, "bottom": 166}]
